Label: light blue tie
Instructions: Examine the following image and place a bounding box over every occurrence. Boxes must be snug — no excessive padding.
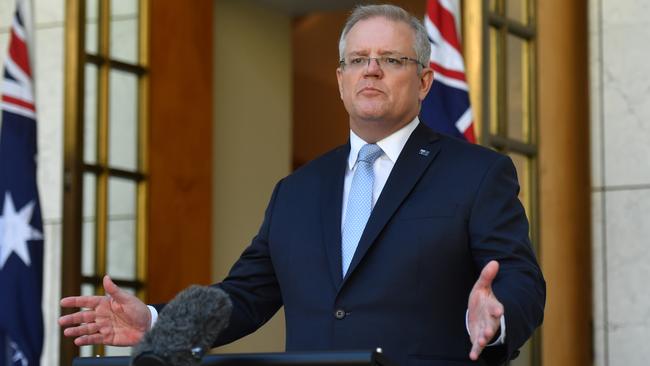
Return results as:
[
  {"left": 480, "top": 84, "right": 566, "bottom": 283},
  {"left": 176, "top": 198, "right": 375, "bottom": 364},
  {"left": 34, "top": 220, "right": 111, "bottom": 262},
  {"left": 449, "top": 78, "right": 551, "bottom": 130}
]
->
[{"left": 341, "top": 143, "right": 383, "bottom": 276}]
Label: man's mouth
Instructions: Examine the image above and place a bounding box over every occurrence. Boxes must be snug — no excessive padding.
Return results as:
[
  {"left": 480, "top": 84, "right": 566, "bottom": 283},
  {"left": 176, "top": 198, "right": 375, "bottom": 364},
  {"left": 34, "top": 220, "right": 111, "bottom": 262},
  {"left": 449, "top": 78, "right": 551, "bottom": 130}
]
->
[{"left": 358, "top": 86, "right": 384, "bottom": 96}]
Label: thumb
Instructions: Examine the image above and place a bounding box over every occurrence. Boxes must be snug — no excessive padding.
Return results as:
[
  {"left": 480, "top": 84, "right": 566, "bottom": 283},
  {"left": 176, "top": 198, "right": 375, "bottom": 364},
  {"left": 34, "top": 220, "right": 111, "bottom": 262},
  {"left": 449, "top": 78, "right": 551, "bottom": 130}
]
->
[
  {"left": 103, "top": 275, "right": 129, "bottom": 303},
  {"left": 474, "top": 260, "right": 499, "bottom": 290}
]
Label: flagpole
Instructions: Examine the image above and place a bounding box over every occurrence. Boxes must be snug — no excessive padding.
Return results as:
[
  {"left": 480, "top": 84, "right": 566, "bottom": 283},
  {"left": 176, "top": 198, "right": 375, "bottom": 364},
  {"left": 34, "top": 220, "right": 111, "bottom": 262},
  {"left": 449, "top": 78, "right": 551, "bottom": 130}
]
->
[{"left": 21, "top": 0, "right": 36, "bottom": 76}]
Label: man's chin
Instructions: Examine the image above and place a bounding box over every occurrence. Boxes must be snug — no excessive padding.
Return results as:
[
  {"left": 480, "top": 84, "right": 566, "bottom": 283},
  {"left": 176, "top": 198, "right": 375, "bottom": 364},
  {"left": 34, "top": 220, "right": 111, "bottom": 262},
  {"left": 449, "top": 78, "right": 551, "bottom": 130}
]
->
[
  {"left": 354, "top": 108, "right": 388, "bottom": 122},
  {"left": 355, "top": 115, "right": 386, "bottom": 123}
]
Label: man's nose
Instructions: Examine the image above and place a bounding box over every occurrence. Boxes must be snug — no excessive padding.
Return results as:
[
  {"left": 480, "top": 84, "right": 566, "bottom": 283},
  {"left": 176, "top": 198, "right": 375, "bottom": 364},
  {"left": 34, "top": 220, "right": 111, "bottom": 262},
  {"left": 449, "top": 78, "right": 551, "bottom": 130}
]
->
[{"left": 364, "top": 58, "right": 383, "bottom": 77}]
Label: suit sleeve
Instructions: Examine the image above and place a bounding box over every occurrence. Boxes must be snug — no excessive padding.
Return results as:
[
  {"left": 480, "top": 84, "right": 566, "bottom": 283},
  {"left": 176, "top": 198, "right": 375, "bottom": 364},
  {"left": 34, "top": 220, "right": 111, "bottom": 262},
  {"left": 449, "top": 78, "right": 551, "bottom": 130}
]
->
[
  {"left": 211, "top": 179, "right": 285, "bottom": 347},
  {"left": 468, "top": 155, "right": 546, "bottom": 364}
]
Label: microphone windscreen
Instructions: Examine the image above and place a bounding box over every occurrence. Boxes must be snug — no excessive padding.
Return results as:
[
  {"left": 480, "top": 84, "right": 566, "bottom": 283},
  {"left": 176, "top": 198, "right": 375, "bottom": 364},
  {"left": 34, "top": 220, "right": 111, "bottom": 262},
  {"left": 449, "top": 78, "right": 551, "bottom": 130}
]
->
[{"left": 132, "top": 285, "right": 232, "bottom": 366}]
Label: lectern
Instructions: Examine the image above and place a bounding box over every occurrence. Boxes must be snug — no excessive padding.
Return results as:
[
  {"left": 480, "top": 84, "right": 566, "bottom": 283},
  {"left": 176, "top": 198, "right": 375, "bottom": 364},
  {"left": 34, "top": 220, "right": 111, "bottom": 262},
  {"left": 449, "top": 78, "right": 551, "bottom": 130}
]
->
[{"left": 72, "top": 350, "right": 397, "bottom": 366}]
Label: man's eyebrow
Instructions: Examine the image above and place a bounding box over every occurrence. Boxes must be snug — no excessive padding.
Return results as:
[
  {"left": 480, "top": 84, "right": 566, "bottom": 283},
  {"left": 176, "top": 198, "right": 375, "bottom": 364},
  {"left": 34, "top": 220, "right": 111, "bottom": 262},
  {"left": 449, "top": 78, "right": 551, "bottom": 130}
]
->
[
  {"left": 345, "top": 50, "right": 405, "bottom": 57},
  {"left": 377, "top": 50, "right": 405, "bottom": 56},
  {"left": 345, "top": 50, "right": 369, "bottom": 57}
]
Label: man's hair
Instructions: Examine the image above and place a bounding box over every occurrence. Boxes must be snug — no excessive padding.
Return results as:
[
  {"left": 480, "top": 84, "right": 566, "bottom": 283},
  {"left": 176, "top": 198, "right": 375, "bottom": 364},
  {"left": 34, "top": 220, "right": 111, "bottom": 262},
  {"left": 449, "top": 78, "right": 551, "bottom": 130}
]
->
[{"left": 338, "top": 4, "right": 431, "bottom": 72}]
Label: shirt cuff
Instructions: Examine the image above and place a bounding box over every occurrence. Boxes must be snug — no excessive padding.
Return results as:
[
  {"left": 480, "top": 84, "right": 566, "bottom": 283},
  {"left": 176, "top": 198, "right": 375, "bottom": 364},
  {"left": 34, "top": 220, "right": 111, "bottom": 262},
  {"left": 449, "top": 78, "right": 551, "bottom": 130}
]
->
[
  {"left": 465, "top": 309, "right": 506, "bottom": 346},
  {"left": 148, "top": 305, "right": 159, "bottom": 329}
]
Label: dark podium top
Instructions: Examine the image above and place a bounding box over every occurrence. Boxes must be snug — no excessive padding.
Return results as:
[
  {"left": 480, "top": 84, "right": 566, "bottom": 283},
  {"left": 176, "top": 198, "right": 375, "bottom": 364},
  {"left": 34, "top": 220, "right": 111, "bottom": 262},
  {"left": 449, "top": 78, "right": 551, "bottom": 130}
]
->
[{"left": 72, "top": 350, "right": 397, "bottom": 366}]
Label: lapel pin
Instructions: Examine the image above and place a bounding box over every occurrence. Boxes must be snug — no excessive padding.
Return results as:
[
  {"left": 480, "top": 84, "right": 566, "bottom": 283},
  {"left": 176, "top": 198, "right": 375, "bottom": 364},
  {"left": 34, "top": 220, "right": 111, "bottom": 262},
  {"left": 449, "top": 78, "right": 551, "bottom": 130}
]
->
[{"left": 418, "top": 149, "right": 430, "bottom": 157}]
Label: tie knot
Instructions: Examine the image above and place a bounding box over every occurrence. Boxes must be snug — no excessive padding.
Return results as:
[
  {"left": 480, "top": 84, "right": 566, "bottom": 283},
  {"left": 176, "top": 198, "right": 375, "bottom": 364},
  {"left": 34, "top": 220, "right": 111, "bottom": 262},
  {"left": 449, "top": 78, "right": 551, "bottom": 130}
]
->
[{"left": 357, "top": 144, "right": 383, "bottom": 164}]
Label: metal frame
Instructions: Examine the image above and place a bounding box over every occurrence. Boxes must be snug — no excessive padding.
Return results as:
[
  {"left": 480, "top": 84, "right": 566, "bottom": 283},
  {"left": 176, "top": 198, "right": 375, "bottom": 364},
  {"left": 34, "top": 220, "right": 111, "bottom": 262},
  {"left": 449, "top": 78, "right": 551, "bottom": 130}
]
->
[
  {"left": 62, "top": 0, "right": 149, "bottom": 363},
  {"left": 62, "top": 0, "right": 86, "bottom": 364}
]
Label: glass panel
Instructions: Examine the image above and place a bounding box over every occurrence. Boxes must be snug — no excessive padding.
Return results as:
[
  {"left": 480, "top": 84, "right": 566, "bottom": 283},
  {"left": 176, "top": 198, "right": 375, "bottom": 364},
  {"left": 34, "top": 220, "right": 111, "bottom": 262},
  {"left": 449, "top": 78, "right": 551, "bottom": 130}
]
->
[
  {"left": 112, "top": 0, "right": 138, "bottom": 17},
  {"left": 508, "top": 152, "right": 530, "bottom": 215},
  {"left": 82, "top": 217, "right": 96, "bottom": 278},
  {"left": 81, "top": 283, "right": 95, "bottom": 297},
  {"left": 79, "top": 284, "right": 96, "bottom": 357},
  {"left": 84, "top": 63, "right": 98, "bottom": 164},
  {"left": 506, "top": 0, "right": 529, "bottom": 25},
  {"left": 107, "top": 177, "right": 137, "bottom": 279},
  {"left": 489, "top": 27, "right": 500, "bottom": 136},
  {"left": 85, "top": 0, "right": 99, "bottom": 54},
  {"left": 110, "top": 0, "right": 139, "bottom": 63},
  {"left": 522, "top": 38, "right": 532, "bottom": 143},
  {"left": 82, "top": 173, "right": 97, "bottom": 276},
  {"left": 506, "top": 35, "right": 528, "bottom": 142},
  {"left": 109, "top": 70, "right": 139, "bottom": 171},
  {"left": 489, "top": 0, "right": 499, "bottom": 13},
  {"left": 79, "top": 346, "right": 94, "bottom": 358},
  {"left": 105, "top": 346, "right": 132, "bottom": 356}
]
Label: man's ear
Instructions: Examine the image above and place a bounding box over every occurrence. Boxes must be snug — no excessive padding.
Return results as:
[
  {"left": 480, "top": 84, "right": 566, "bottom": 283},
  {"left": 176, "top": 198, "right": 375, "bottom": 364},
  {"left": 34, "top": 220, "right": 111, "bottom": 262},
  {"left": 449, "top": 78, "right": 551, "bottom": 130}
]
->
[
  {"left": 336, "top": 67, "right": 344, "bottom": 98},
  {"left": 418, "top": 67, "right": 434, "bottom": 101}
]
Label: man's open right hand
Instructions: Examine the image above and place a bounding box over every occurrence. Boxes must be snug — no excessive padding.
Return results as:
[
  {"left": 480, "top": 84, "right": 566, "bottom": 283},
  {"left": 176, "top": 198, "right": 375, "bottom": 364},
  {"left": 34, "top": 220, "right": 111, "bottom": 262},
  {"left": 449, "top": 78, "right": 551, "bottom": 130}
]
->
[{"left": 58, "top": 275, "right": 151, "bottom": 347}]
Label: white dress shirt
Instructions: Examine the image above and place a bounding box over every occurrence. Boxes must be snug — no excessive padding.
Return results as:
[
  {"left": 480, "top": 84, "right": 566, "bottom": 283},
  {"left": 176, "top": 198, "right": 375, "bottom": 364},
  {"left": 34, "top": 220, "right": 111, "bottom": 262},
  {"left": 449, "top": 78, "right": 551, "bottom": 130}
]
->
[{"left": 342, "top": 117, "right": 419, "bottom": 228}]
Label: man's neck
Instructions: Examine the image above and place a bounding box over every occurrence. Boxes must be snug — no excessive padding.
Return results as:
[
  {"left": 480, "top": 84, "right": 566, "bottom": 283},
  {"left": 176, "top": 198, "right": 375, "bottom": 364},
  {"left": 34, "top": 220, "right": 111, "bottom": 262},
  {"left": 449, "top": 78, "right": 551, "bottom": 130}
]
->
[{"left": 349, "top": 115, "right": 418, "bottom": 143}]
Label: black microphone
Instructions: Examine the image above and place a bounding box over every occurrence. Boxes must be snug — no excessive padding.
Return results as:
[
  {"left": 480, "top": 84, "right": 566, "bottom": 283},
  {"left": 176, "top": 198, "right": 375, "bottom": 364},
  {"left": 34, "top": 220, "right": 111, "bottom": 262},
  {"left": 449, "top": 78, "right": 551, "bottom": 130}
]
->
[{"left": 131, "top": 285, "right": 232, "bottom": 366}]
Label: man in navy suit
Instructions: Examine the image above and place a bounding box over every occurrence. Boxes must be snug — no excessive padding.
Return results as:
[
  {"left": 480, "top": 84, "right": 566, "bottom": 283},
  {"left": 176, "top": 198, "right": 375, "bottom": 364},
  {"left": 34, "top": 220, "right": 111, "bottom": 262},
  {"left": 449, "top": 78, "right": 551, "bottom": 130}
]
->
[{"left": 60, "top": 4, "right": 545, "bottom": 366}]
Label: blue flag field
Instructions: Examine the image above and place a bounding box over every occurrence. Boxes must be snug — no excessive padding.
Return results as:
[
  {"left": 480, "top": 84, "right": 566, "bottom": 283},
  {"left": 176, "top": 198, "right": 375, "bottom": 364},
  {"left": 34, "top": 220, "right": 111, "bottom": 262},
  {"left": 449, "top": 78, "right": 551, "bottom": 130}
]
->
[{"left": 0, "top": 0, "right": 44, "bottom": 365}]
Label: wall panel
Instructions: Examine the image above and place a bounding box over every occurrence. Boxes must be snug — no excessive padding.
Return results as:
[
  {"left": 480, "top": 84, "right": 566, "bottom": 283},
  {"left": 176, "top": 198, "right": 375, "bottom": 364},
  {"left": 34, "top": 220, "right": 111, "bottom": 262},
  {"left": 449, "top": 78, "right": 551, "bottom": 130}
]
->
[
  {"left": 148, "top": 0, "right": 213, "bottom": 303},
  {"left": 537, "top": 0, "right": 591, "bottom": 365}
]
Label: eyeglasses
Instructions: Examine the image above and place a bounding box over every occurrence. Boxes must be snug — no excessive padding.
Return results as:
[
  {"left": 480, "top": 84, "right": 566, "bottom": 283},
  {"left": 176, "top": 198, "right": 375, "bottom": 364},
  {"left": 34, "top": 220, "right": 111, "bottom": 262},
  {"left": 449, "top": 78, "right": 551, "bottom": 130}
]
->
[{"left": 339, "top": 56, "right": 424, "bottom": 71}]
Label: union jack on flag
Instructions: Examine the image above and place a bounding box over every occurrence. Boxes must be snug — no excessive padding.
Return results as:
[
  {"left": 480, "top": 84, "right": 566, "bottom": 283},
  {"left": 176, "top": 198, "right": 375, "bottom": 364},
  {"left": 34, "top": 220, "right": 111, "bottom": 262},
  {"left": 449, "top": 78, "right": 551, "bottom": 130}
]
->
[
  {"left": 0, "top": 0, "right": 44, "bottom": 365},
  {"left": 420, "top": 0, "right": 476, "bottom": 143}
]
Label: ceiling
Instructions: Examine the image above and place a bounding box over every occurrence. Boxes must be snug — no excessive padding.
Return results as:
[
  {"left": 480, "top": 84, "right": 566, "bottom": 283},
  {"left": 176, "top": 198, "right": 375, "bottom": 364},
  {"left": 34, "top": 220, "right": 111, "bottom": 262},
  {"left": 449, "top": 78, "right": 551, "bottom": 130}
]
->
[{"left": 252, "top": 0, "right": 366, "bottom": 16}]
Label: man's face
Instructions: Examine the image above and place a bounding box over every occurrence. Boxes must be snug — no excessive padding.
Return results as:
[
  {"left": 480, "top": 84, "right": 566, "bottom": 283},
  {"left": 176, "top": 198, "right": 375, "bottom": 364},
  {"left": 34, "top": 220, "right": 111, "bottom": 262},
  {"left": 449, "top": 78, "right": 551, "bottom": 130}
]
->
[{"left": 336, "top": 17, "right": 433, "bottom": 140}]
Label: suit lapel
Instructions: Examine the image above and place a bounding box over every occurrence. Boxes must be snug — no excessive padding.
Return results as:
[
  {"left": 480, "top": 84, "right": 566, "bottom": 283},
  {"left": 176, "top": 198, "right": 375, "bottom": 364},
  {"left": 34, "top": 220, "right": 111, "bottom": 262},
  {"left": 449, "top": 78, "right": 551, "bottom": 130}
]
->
[
  {"left": 321, "top": 144, "right": 349, "bottom": 289},
  {"left": 341, "top": 123, "right": 441, "bottom": 285}
]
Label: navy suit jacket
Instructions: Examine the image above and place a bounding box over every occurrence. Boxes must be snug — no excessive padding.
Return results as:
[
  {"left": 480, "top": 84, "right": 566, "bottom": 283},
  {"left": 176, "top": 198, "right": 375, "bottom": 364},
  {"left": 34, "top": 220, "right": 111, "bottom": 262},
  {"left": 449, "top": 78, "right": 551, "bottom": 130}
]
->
[{"left": 213, "top": 123, "right": 545, "bottom": 366}]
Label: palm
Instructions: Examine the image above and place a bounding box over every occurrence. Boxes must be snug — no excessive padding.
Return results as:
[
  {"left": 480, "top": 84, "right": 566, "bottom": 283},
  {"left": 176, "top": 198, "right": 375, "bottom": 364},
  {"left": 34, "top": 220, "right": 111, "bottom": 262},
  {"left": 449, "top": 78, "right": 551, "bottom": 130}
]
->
[
  {"left": 94, "top": 295, "right": 149, "bottom": 345},
  {"left": 59, "top": 275, "right": 151, "bottom": 346}
]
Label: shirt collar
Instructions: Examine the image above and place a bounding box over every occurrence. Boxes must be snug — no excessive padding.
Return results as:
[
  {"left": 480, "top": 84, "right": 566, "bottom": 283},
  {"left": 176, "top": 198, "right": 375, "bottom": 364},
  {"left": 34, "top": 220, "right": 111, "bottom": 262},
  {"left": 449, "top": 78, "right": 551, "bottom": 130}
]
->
[{"left": 348, "top": 116, "right": 420, "bottom": 170}]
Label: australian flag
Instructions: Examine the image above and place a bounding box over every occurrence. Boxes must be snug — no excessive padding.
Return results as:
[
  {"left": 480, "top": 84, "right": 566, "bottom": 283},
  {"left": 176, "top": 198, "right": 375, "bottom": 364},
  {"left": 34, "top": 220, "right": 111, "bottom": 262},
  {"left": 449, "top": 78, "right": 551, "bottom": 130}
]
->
[
  {"left": 0, "top": 0, "right": 44, "bottom": 365},
  {"left": 421, "top": 0, "right": 476, "bottom": 143}
]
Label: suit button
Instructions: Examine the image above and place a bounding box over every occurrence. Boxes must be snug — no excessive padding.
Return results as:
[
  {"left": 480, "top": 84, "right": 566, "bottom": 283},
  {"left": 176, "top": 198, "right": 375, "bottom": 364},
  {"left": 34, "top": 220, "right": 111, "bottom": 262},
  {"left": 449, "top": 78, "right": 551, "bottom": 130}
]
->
[
  {"left": 334, "top": 309, "right": 346, "bottom": 320},
  {"left": 511, "top": 350, "right": 521, "bottom": 360}
]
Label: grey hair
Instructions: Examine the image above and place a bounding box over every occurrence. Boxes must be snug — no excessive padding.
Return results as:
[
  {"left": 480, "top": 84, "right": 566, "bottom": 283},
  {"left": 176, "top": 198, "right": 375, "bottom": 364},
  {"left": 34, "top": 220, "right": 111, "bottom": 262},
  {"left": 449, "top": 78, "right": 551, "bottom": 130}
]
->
[{"left": 338, "top": 4, "right": 431, "bottom": 72}]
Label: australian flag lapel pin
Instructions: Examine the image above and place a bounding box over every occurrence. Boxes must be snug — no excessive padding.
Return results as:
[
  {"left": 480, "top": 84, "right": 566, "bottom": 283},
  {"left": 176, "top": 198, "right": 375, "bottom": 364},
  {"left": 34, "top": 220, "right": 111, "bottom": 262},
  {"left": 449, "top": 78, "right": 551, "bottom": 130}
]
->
[{"left": 418, "top": 148, "right": 430, "bottom": 157}]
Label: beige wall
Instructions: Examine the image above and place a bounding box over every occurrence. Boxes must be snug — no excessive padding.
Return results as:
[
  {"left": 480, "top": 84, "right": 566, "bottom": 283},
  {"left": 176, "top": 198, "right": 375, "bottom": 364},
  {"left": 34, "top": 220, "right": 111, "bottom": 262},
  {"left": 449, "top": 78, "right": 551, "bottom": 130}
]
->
[
  {"left": 212, "top": 0, "right": 292, "bottom": 352},
  {"left": 589, "top": 0, "right": 650, "bottom": 364}
]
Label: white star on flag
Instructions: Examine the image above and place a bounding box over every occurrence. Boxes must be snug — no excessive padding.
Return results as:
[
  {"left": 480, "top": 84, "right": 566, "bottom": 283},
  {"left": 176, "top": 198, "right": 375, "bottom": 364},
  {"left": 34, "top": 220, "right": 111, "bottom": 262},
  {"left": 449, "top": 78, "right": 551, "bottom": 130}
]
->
[{"left": 0, "top": 191, "right": 43, "bottom": 269}]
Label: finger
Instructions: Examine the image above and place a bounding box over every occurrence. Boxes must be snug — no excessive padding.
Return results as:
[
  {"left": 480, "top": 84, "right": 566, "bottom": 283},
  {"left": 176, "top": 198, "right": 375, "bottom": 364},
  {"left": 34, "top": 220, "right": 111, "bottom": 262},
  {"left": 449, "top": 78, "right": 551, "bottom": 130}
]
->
[
  {"left": 103, "top": 275, "right": 129, "bottom": 303},
  {"left": 481, "top": 326, "right": 495, "bottom": 344},
  {"left": 469, "top": 337, "right": 484, "bottom": 360},
  {"left": 63, "top": 322, "right": 101, "bottom": 338},
  {"left": 470, "top": 327, "right": 490, "bottom": 360},
  {"left": 58, "top": 310, "right": 96, "bottom": 326},
  {"left": 473, "top": 260, "right": 499, "bottom": 290},
  {"left": 489, "top": 302, "right": 504, "bottom": 318},
  {"left": 60, "top": 296, "right": 103, "bottom": 309},
  {"left": 74, "top": 333, "right": 107, "bottom": 346}
]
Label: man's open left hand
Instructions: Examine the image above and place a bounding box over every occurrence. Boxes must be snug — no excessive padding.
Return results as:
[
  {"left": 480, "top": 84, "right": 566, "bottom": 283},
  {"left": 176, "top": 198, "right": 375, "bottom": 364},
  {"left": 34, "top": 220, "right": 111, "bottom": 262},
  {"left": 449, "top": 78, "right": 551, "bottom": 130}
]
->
[{"left": 467, "top": 260, "right": 504, "bottom": 361}]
